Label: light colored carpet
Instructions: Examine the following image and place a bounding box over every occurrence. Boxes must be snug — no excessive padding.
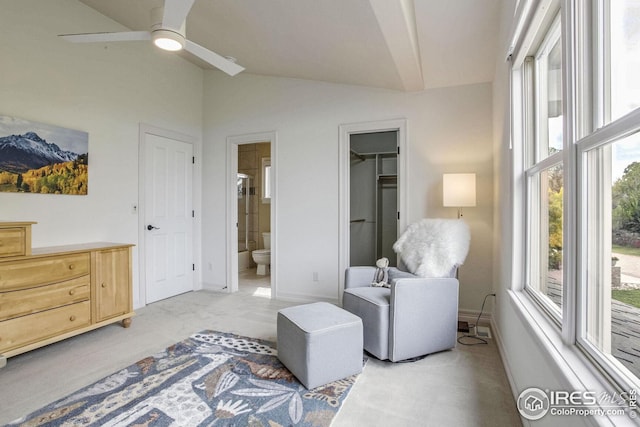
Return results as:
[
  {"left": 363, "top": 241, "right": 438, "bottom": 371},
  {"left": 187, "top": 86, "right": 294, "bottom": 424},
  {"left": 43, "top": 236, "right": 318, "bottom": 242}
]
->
[{"left": 0, "top": 270, "right": 521, "bottom": 426}]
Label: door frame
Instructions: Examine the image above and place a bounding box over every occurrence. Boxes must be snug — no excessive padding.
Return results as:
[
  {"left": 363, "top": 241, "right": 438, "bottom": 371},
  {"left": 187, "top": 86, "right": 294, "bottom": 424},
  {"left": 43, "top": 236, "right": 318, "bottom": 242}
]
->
[
  {"left": 338, "top": 119, "right": 407, "bottom": 297},
  {"left": 226, "top": 131, "right": 277, "bottom": 295},
  {"left": 138, "top": 124, "right": 198, "bottom": 307}
]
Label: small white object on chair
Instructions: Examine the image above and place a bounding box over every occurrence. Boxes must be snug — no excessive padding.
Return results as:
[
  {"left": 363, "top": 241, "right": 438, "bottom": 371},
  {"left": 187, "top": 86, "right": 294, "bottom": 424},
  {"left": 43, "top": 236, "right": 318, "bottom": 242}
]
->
[
  {"left": 392, "top": 218, "right": 470, "bottom": 277},
  {"left": 371, "top": 257, "right": 390, "bottom": 287}
]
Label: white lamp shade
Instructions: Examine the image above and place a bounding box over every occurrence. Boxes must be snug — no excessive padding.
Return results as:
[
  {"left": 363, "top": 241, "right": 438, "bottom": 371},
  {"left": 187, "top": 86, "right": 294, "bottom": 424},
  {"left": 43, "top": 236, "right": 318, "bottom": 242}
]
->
[{"left": 443, "top": 173, "right": 476, "bottom": 207}]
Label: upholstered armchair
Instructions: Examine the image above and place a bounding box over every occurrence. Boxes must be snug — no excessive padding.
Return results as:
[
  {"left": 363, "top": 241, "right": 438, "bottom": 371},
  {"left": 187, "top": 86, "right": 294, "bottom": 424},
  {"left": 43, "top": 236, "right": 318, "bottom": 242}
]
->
[{"left": 342, "top": 218, "right": 470, "bottom": 362}]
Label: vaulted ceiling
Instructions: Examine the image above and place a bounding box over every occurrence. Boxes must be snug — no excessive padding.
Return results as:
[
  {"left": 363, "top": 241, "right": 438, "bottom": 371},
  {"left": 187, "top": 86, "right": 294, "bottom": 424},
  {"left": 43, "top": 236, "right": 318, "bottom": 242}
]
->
[{"left": 77, "top": 0, "right": 501, "bottom": 91}]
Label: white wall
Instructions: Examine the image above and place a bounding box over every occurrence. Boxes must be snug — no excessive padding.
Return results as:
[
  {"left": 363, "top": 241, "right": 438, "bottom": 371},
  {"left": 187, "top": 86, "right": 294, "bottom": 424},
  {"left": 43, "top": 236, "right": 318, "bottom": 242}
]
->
[
  {"left": 0, "top": 0, "right": 204, "bottom": 308},
  {"left": 202, "top": 72, "right": 494, "bottom": 311},
  {"left": 0, "top": 0, "right": 496, "bottom": 316}
]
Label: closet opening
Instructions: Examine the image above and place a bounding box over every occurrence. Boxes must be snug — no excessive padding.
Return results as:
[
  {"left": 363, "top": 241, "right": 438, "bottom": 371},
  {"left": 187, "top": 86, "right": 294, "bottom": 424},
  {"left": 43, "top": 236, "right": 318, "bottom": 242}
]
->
[{"left": 349, "top": 131, "right": 398, "bottom": 267}]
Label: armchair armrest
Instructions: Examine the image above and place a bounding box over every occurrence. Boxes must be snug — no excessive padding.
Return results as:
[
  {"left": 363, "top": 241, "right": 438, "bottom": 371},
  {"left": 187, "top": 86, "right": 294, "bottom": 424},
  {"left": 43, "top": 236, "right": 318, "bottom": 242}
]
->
[
  {"left": 344, "top": 266, "right": 376, "bottom": 289},
  {"left": 389, "top": 277, "right": 459, "bottom": 362}
]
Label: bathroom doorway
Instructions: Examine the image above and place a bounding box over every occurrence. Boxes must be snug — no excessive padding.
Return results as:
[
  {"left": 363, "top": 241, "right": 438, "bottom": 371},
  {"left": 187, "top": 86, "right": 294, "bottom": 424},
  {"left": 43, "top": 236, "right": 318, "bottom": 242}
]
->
[
  {"left": 237, "top": 142, "right": 271, "bottom": 297},
  {"left": 226, "top": 131, "right": 276, "bottom": 298}
]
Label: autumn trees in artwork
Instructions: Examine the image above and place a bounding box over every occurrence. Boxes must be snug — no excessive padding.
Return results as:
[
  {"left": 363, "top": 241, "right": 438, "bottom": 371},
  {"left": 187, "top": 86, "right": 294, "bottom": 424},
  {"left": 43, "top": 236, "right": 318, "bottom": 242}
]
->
[{"left": 0, "top": 154, "right": 88, "bottom": 195}]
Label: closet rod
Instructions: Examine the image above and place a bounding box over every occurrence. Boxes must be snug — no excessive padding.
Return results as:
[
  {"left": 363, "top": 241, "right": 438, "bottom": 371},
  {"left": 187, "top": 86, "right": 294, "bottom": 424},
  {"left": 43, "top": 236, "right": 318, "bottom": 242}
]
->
[{"left": 350, "top": 149, "right": 366, "bottom": 161}]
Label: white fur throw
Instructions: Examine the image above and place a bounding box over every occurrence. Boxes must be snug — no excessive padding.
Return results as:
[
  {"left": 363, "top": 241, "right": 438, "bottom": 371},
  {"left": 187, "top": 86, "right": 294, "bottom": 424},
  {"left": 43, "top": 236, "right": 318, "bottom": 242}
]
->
[{"left": 392, "top": 218, "right": 470, "bottom": 278}]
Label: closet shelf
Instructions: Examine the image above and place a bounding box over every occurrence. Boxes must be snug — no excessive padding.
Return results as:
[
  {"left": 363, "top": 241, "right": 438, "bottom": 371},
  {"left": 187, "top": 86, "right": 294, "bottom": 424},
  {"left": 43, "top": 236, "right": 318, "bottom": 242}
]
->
[{"left": 377, "top": 174, "right": 397, "bottom": 180}]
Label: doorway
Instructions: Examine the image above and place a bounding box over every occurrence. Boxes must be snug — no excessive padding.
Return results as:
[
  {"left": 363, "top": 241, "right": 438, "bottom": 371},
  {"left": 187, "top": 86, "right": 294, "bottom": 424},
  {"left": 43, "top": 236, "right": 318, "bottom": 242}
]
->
[
  {"left": 237, "top": 142, "right": 271, "bottom": 297},
  {"left": 226, "top": 132, "right": 277, "bottom": 297},
  {"left": 339, "top": 119, "right": 407, "bottom": 295},
  {"left": 349, "top": 131, "right": 398, "bottom": 267}
]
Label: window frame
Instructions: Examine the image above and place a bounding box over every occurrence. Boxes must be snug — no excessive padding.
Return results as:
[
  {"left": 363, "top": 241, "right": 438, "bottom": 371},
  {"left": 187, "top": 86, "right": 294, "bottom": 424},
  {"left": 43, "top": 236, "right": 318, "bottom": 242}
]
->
[
  {"left": 261, "top": 157, "right": 271, "bottom": 203},
  {"left": 521, "top": 9, "right": 565, "bottom": 325}
]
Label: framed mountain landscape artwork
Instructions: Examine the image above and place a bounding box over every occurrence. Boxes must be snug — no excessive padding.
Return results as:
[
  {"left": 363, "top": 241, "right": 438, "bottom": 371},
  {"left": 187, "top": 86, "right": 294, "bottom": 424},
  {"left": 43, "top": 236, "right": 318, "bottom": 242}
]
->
[{"left": 0, "top": 115, "right": 88, "bottom": 195}]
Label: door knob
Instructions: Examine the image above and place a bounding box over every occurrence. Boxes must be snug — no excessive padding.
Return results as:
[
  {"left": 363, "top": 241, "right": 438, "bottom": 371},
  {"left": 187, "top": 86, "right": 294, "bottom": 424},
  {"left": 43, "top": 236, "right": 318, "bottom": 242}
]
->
[{"left": 147, "top": 225, "right": 160, "bottom": 231}]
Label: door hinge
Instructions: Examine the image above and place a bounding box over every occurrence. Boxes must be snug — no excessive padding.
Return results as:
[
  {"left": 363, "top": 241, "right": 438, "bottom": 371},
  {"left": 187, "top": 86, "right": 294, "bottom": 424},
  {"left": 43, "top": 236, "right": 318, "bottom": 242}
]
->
[
  {"left": 397, "top": 146, "right": 400, "bottom": 155},
  {"left": 193, "top": 264, "right": 195, "bottom": 271},
  {"left": 192, "top": 156, "right": 195, "bottom": 164},
  {"left": 397, "top": 211, "right": 400, "bottom": 220},
  {"left": 192, "top": 210, "right": 195, "bottom": 218}
]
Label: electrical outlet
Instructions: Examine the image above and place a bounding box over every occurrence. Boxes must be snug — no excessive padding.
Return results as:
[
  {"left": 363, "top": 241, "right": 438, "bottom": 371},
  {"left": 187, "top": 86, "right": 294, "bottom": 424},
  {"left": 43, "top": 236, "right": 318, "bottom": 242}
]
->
[{"left": 476, "top": 326, "right": 492, "bottom": 339}]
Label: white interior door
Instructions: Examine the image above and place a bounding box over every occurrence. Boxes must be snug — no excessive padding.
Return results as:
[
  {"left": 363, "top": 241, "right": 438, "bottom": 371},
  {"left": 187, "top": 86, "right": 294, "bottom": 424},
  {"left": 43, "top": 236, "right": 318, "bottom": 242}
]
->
[{"left": 144, "top": 133, "right": 193, "bottom": 303}]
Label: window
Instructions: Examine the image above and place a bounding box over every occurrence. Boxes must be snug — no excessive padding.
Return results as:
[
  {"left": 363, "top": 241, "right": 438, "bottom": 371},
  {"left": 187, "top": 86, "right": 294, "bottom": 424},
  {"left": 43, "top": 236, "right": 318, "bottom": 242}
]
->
[
  {"left": 577, "top": 0, "right": 640, "bottom": 390},
  {"left": 512, "top": 0, "right": 640, "bottom": 394},
  {"left": 582, "top": 132, "right": 640, "bottom": 385},
  {"left": 523, "top": 13, "right": 564, "bottom": 321},
  {"left": 608, "top": 0, "right": 640, "bottom": 123},
  {"left": 262, "top": 157, "right": 271, "bottom": 203}
]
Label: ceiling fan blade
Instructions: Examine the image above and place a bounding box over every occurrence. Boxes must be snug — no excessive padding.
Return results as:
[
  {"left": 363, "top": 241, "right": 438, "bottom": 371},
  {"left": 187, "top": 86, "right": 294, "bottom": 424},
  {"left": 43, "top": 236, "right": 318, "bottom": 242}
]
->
[
  {"left": 184, "top": 40, "right": 245, "bottom": 76},
  {"left": 162, "top": 0, "right": 196, "bottom": 31},
  {"left": 59, "top": 31, "right": 151, "bottom": 43}
]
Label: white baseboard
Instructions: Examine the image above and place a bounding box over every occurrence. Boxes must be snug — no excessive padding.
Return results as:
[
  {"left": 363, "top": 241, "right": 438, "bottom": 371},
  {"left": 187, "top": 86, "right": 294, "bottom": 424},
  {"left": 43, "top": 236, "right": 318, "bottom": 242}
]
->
[
  {"left": 458, "top": 309, "right": 492, "bottom": 327},
  {"left": 490, "top": 316, "right": 530, "bottom": 426}
]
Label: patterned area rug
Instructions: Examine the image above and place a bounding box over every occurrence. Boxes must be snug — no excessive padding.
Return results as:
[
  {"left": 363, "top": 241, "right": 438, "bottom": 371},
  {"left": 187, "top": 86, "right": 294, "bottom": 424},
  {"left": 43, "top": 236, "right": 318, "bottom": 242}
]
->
[{"left": 9, "top": 330, "right": 364, "bottom": 427}]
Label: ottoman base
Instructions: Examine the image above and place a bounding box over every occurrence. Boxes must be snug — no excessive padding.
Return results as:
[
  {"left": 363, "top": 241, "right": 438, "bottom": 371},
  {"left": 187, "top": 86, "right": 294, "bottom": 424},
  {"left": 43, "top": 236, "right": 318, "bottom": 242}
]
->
[{"left": 277, "top": 302, "right": 363, "bottom": 389}]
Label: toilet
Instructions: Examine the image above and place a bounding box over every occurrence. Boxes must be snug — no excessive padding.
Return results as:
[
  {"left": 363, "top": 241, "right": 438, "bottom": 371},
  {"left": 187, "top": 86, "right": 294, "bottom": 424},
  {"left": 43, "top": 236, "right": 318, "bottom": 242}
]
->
[{"left": 252, "top": 232, "right": 271, "bottom": 275}]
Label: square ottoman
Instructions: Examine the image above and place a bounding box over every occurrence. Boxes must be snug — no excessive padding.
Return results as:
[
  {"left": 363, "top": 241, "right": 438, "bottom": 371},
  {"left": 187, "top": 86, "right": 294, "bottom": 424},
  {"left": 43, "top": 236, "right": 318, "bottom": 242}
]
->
[{"left": 277, "top": 302, "right": 363, "bottom": 389}]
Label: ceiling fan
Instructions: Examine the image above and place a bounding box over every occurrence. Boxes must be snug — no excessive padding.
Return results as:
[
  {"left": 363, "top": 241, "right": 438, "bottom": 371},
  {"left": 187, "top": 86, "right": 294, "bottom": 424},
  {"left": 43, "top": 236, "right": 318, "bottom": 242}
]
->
[{"left": 59, "top": 0, "right": 244, "bottom": 76}]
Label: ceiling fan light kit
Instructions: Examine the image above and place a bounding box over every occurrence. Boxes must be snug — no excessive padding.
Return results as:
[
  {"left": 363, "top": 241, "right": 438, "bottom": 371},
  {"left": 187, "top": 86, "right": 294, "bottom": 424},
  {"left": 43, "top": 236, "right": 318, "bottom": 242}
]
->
[
  {"left": 152, "top": 29, "right": 185, "bottom": 51},
  {"left": 58, "top": 0, "right": 244, "bottom": 76}
]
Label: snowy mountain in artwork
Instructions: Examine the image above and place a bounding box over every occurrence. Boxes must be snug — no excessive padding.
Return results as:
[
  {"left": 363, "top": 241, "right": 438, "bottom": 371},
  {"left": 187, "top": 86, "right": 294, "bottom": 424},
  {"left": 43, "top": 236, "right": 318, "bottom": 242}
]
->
[{"left": 0, "top": 131, "right": 80, "bottom": 173}]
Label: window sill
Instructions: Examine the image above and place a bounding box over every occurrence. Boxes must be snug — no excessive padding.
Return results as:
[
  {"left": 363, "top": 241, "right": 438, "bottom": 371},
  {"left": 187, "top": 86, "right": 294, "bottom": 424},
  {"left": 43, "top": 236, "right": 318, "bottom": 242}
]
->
[{"left": 508, "top": 289, "right": 639, "bottom": 426}]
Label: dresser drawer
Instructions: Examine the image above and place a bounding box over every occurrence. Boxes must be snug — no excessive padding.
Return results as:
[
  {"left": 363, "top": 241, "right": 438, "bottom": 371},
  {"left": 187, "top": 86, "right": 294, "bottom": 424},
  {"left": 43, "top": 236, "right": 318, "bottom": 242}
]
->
[
  {"left": 0, "top": 253, "right": 90, "bottom": 291},
  {"left": 0, "top": 228, "right": 26, "bottom": 258},
  {"left": 0, "top": 276, "right": 90, "bottom": 321},
  {"left": 0, "top": 300, "right": 91, "bottom": 353}
]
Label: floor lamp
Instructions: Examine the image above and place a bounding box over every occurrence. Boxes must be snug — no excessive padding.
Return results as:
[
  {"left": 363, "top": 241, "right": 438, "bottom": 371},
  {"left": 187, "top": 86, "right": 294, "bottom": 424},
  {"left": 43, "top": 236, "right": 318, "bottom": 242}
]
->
[{"left": 443, "top": 173, "right": 476, "bottom": 332}]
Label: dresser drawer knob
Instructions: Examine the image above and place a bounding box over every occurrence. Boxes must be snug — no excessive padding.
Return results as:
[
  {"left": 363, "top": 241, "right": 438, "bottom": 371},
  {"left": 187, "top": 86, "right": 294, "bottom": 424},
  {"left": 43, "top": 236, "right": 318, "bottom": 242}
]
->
[
  {"left": 101, "top": 283, "right": 106, "bottom": 288},
  {"left": 69, "top": 289, "right": 75, "bottom": 296},
  {"left": 68, "top": 264, "right": 75, "bottom": 270},
  {"left": 69, "top": 315, "right": 76, "bottom": 322}
]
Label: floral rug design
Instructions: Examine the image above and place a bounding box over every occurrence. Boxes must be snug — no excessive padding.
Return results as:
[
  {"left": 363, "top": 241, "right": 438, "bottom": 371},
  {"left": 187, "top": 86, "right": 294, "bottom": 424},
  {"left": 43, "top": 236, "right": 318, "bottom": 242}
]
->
[{"left": 9, "top": 330, "right": 363, "bottom": 426}]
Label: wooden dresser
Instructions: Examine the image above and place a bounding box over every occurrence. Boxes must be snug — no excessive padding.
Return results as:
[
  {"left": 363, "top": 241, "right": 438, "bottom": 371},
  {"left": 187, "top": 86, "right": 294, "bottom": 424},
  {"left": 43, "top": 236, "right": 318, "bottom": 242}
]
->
[{"left": 0, "top": 222, "right": 134, "bottom": 367}]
